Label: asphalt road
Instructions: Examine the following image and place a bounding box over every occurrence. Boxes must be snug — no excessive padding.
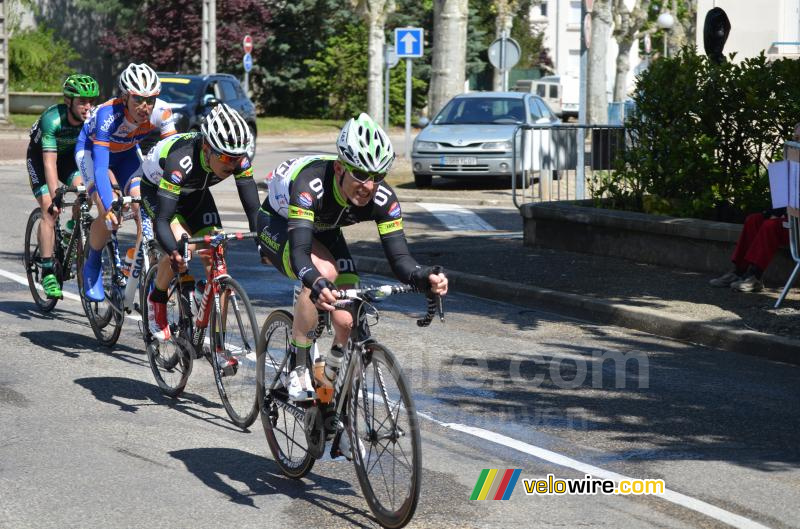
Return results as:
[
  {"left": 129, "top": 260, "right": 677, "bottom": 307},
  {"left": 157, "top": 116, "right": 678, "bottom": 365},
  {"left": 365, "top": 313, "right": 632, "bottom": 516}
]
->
[{"left": 1, "top": 144, "right": 799, "bottom": 529}]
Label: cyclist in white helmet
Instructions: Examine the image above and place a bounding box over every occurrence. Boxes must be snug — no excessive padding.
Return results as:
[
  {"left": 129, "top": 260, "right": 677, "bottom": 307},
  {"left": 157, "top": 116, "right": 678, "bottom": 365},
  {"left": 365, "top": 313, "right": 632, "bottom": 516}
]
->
[
  {"left": 257, "top": 113, "right": 448, "bottom": 401},
  {"left": 76, "top": 62, "right": 176, "bottom": 302},
  {"left": 139, "top": 104, "right": 260, "bottom": 372}
]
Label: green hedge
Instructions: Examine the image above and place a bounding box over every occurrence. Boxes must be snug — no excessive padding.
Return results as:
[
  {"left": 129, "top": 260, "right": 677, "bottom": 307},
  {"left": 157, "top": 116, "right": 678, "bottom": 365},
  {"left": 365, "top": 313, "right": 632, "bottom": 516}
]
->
[
  {"left": 9, "top": 27, "right": 79, "bottom": 92},
  {"left": 601, "top": 49, "right": 800, "bottom": 222}
]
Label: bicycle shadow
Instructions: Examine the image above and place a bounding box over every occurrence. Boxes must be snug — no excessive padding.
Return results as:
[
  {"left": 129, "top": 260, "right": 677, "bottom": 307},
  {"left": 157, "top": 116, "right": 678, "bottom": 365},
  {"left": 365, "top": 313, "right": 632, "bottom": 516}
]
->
[
  {"left": 169, "top": 447, "right": 374, "bottom": 526},
  {"left": 20, "top": 328, "right": 142, "bottom": 360},
  {"left": 74, "top": 376, "right": 240, "bottom": 433}
]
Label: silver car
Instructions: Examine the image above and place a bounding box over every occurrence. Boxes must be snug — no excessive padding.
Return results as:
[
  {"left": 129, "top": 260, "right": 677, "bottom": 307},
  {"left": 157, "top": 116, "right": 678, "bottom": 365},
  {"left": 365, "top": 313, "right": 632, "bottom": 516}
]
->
[{"left": 411, "top": 91, "right": 559, "bottom": 187}]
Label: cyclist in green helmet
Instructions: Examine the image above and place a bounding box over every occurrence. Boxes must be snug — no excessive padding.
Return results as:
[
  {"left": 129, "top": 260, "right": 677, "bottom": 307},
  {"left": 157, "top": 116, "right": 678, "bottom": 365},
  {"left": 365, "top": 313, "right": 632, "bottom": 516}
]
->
[{"left": 27, "top": 73, "right": 99, "bottom": 299}]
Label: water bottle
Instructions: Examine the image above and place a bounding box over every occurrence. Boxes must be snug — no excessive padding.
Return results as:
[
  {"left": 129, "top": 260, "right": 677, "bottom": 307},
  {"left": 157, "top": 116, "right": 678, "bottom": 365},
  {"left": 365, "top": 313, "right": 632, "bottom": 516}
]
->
[
  {"left": 324, "top": 344, "right": 345, "bottom": 382},
  {"left": 314, "top": 356, "right": 334, "bottom": 403},
  {"left": 120, "top": 247, "right": 135, "bottom": 277}
]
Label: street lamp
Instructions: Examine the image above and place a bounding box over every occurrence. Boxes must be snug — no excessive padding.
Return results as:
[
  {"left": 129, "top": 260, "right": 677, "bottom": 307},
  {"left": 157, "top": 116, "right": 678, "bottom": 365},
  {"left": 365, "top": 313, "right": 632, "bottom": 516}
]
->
[{"left": 657, "top": 10, "right": 675, "bottom": 58}]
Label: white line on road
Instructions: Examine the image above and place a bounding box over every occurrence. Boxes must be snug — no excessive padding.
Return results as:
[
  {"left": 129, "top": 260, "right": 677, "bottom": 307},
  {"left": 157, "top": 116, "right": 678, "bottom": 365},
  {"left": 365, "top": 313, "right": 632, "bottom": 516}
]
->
[
  {"left": 416, "top": 202, "right": 496, "bottom": 231},
  {"left": 0, "top": 267, "right": 141, "bottom": 322},
  {"left": 417, "top": 411, "right": 769, "bottom": 529},
  {"left": 0, "top": 265, "right": 769, "bottom": 528}
]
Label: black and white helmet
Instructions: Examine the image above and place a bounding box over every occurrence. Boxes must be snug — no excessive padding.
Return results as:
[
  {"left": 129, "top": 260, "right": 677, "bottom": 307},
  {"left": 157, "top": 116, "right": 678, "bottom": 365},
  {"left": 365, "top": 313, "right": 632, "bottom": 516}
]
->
[
  {"left": 201, "top": 103, "right": 252, "bottom": 156},
  {"left": 118, "top": 63, "right": 161, "bottom": 96},
  {"left": 336, "top": 113, "right": 395, "bottom": 174}
]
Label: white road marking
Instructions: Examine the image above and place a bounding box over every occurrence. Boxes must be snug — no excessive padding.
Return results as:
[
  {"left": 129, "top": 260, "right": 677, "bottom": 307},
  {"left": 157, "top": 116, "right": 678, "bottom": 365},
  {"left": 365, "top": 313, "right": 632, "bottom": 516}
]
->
[
  {"left": 0, "top": 267, "right": 141, "bottom": 321},
  {"left": 0, "top": 265, "right": 770, "bottom": 528},
  {"left": 416, "top": 202, "right": 496, "bottom": 231},
  {"left": 417, "top": 410, "right": 769, "bottom": 529}
]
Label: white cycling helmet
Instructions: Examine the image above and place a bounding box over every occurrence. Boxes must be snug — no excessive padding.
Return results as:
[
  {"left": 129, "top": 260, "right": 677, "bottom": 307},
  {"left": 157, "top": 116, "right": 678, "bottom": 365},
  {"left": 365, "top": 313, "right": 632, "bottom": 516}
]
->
[
  {"left": 118, "top": 63, "right": 161, "bottom": 96},
  {"left": 336, "top": 113, "right": 395, "bottom": 174},
  {"left": 201, "top": 103, "right": 252, "bottom": 156}
]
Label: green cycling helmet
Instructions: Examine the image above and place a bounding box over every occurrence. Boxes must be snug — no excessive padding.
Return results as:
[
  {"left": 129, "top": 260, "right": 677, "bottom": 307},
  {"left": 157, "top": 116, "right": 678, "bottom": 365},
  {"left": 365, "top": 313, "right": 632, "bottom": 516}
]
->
[{"left": 63, "top": 74, "right": 100, "bottom": 98}]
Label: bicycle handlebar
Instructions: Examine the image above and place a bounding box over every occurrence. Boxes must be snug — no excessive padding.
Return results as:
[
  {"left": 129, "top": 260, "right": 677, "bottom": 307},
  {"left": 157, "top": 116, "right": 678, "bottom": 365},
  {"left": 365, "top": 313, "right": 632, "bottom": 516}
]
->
[
  {"left": 48, "top": 185, "right": 88, "bottom": 214},
  {"left": 334, "top": 284, "right": 445, "bottom": 327},
  {"left": 179, "top": 231, "right": 258, "bottom": 262}
]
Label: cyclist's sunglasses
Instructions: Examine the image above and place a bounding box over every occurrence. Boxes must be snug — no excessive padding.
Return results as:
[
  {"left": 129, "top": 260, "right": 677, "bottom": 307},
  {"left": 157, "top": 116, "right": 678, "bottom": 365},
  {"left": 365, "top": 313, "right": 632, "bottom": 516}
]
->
[
  {"left": 210, "top": 147, "right": 244, "bottom": 165},
  {"left": 345, "top": 165, "right": 386, "bottom": 184},
  {"left": 130, "top": 94, "right": 157, "bottom": 106}
]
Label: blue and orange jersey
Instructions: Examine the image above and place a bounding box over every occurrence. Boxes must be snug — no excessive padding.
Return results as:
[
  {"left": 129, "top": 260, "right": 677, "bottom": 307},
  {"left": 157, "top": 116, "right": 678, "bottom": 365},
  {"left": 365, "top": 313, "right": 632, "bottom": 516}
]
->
[{"left": 77, "top": 97, "right": 176, "bottom": 209}]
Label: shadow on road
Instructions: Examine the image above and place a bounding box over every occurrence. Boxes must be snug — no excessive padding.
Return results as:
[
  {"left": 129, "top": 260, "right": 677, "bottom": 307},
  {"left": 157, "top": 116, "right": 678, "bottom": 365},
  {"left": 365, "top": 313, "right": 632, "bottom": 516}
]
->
[
  {"left": 74, "top": 376, "right": 242, "bottom": 433},
  {"left": 170, "top": 447, "right": 375, "bottom": 526}
]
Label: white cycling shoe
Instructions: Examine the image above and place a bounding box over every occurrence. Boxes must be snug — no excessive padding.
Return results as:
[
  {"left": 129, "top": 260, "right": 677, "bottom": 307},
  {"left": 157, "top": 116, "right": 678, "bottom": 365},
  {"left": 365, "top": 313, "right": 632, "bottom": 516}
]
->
[{"left": 287, "top": 366, "right": 315, "bottom": 402}]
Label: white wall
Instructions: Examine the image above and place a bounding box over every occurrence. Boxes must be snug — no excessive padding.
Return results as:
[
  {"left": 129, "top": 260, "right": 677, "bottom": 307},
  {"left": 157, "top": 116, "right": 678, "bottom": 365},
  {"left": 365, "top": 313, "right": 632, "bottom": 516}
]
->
[{"left": 696, "top": 0, "right": 800, "bottom": 59}]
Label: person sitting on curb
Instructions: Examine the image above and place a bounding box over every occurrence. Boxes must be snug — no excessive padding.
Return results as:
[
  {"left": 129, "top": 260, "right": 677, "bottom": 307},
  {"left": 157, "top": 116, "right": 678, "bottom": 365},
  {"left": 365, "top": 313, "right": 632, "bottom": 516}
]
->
[{"left": 710, "top": 123, "right": 800, "bottom": 293}]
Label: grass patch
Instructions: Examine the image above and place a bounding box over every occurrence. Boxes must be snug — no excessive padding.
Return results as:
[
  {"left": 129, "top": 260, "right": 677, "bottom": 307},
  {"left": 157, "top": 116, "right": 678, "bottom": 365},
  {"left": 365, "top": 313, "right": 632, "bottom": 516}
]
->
[
  {"left": 9, "top": 113, "right": 38, "bottom": 130},
  {"left": 256, "top": 116, "right": 342, "bottom": 136}
]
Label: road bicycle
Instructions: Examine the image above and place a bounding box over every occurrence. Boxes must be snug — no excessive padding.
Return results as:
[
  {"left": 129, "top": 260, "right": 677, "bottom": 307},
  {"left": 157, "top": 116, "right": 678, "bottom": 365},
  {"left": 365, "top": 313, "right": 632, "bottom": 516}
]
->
[
  {"left": 256, "top": 280, "right": 444, "bottom": 528},
  {"left": 141, "top": 231, "right": 260, "bottom": 429},
  {"left": 24, "top": 185, "right": 91, "bottom": 312}
]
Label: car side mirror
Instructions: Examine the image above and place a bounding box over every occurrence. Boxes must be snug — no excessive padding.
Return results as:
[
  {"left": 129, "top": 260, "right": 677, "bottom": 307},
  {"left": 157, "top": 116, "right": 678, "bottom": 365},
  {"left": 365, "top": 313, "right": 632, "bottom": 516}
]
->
[
  {"left": 203, "top": 96, "right": 219, "bottom": 107},
  {"left": 417, "top": 116, "right": 430, "bottom": 128}
]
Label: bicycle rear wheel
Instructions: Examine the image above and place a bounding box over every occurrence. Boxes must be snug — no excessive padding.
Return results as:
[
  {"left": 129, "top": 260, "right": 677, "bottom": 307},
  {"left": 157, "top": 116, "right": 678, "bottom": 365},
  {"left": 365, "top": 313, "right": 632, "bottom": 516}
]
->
[
  {"left": 257, "top": 309, "right": 315, "bottom": 478},
  {"left": 210, "top": 276, "right": 259, "bottom": 429},
  {"left": 23, "top": 208, "right": 58, "bottom": 312},
  {"left": 348, "top": 343, "right": 421, "bottom": 529},
  {"left": 81, "top": 241, "right": 124, "bottom": 347},
  {"left": 142, "top": 263, "right": 192, "bottom": 397}
]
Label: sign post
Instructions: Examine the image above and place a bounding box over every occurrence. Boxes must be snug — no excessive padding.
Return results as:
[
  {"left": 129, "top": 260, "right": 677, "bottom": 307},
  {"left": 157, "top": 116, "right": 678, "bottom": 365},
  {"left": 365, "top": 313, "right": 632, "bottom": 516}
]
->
[
  {"left": 383, "top": 44, "right": 399, "bottom": 130},
  {"left": 242, "top": 35, "right": 253, "bottom": 97},
  {"left": 395, "top": 27, "right": 423, "bottom": 159},
  {"left": 487, "top": 33, "right": 520, "bottom": 91}
]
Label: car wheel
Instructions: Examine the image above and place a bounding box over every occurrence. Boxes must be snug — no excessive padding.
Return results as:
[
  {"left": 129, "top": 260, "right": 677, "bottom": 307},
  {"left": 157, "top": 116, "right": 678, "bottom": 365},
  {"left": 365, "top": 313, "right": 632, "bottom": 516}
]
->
[{"left": 413, "top": 173, "right": 432, "bottom": 188}]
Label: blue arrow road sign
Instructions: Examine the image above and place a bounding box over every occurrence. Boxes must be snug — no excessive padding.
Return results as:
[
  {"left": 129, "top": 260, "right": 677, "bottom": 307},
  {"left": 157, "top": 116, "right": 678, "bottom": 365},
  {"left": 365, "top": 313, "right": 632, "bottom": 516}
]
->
[
  {"left": 243, "top": 53, "right": 253, "bottom": 72},
  {"left": 395, "top": 27, "right": 423, "bottom": 58}
]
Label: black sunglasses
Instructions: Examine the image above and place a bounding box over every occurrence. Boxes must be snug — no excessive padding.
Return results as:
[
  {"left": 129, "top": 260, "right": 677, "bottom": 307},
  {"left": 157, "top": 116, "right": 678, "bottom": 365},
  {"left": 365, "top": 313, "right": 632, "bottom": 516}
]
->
[
  {"left": 347, "top": 165, "right": 386, "bottom": 184},
  {"left": 130, "top": 94, "right": 157, "bottom": 106}
]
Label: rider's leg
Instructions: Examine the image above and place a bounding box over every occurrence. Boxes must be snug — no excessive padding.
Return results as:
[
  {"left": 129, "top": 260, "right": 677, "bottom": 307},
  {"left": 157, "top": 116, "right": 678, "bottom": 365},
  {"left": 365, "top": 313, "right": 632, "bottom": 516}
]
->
[{"left": 34, "top": 189, "right": 62, "bottom": 299}]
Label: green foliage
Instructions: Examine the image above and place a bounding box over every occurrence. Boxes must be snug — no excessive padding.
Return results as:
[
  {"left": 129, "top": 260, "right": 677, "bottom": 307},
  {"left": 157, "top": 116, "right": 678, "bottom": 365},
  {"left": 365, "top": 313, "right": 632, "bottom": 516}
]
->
[
  {"left": 512, "top": 0, "right": 546, "bottom": 69},
  {"left": 601, "top": 48, "right": 800, "bottom": 221},
  {"left": 9, "top": 27, "right": 79, "bottom": 92},
  {"left": 305, "top": 23, "right": 426, "bottom": 125}
]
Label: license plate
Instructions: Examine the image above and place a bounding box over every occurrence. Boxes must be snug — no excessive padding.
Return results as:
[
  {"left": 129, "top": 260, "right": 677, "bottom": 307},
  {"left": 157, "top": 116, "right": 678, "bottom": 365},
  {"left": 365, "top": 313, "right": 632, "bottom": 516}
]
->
[{"left": 442, "top": 156, "right": 477, "bottom": 166}]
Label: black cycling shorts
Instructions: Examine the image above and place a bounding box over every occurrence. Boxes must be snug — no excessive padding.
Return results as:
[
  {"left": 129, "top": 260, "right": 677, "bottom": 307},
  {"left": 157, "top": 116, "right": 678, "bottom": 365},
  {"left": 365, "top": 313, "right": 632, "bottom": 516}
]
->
[
  {"left": 27, "top": 144, "right": 79, "bottom": 198},
  {"left": 141, "top": 181, "right": 222, "bottom": 239},
  {"left": 256, "top": 206, "right": 359, "bottom": 286}
]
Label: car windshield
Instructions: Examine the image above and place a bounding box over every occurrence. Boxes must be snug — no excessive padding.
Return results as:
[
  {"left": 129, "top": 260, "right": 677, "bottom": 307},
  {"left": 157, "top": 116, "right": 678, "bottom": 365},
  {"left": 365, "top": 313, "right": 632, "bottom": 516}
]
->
[
  {"left": 158, "top": 77, "right": 203, "bottom": 104},
  {"left": 433, "top": 97, "right": 526, "bottom": 125}
]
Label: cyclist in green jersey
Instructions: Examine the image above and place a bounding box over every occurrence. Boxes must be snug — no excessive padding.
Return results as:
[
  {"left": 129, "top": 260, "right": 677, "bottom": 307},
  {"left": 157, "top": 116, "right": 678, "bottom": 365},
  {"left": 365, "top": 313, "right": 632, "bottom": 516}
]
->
[{"left": 27, "top": 74, "right": 99, "bottom": 299}]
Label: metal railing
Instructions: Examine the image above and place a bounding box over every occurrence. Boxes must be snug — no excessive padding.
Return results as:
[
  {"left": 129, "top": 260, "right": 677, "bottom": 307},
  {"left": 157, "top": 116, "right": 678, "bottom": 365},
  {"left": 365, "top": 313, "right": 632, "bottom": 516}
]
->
[
  {"left": 775, "top": 140, "right": 800, "bottom": 308},
  {"left": 511, "top": 123, "right": 626, "bottom": 209}
]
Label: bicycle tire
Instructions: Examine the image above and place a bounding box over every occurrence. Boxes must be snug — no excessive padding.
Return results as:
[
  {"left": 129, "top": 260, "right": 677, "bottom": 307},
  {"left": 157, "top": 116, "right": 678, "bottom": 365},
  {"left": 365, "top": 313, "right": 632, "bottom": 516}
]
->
[
  {"left": 142, "top": 263, "right": 192, "bottom": 397},
  {"left": 348, "top": 343, "right": 421, "bottom": 529},
  {"left": 210, "top": 276, "right": 259, "bottom": 429},
  {"left": 23, "top": 208, "right": 58, "bottom": 312},
  {"left": 257, "top": 309, "right": 315, "bottom": 478},
  {"left": 81, "top": 241, "right": 124, "bottom": 347}
]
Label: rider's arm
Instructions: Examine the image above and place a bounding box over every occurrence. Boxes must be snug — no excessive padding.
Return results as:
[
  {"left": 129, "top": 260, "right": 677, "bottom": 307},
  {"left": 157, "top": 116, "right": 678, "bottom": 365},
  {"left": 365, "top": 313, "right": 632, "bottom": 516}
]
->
[
  {"left": 287, "top": 221, "right": 322, "bottom": 288},
  {"left": 91, "top": 105, "right": 115, "bottom": 211},
  {"left": 233, "top": 159, "right": 260, "bottom": 232},
  {"left": 154, "top": 184, "right": 180, "bottom": 253},
  {"left": 38, "top": 115, "right": 61, "bottom": 203},
  {"left": 42, "top": 152, "right": 60, "bottom": 202}
]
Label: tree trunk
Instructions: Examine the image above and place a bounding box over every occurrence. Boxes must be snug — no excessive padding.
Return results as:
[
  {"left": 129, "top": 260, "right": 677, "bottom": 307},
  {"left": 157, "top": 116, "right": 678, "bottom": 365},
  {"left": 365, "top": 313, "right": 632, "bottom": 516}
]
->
[
  {"left": 611, "top": 0, "right": 651, "bottom": 102},
  {"left": 429, "top": 0, "right": 469, "bottom": 117},
  {"left": 587, "top": 0, "right": 611, "bottom": 124},
  {"left": 613, "top": 38, "right": 632, "bottom": 102},
  {"left": 352, "top": 0, "right": 396, "bottom": 125},
  {"left": 492, "top": 0, "right": 517, "bottom": 91}
]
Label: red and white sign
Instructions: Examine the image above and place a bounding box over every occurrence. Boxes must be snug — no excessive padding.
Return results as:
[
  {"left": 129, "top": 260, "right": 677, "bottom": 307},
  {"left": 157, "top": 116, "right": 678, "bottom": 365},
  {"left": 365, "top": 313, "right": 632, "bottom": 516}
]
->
[{"left": 243, "top": 35, "right": 253, "bottom": 54}]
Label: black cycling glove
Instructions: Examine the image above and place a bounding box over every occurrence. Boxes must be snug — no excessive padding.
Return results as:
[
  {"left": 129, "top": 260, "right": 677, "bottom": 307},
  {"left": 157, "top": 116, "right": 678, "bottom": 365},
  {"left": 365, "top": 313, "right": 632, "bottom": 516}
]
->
[
  {"left": 409, "top": 266, "right": 442, "bottom": 293},
  {"left": 310, "top": 278, "right": 337, "bottom": 304}
]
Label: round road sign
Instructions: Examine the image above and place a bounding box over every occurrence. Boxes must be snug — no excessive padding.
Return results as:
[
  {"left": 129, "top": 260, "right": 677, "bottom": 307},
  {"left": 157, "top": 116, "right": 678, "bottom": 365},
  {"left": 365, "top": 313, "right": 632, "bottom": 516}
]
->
[{"left": 243, "top": 35, "right": 253, "bottom": 54}]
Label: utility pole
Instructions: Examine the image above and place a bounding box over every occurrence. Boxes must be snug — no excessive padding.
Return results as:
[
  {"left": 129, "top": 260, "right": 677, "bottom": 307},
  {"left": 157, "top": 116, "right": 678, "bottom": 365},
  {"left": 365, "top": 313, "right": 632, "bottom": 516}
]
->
[
  {"left": 0, "top": 0, "right": 8, "bottom": 124},
  {"left": 201, "top": 0, "right": 217, "bottom": 75}
]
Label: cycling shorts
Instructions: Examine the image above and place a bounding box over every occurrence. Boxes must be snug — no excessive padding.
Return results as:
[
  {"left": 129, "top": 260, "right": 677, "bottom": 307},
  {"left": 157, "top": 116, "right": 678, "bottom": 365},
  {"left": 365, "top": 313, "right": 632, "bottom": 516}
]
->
[
  {"left": 76, "top": 147, "right": 142, "bottom": 198},
  {"left": 27, "top": 144, "right": 79, "bottom": 198},
  {"left": 141, "top": 181, "right": 222, "bottom": 241},
  {"left": 256, "top": 206, "right": 359, "bottom": 286}
]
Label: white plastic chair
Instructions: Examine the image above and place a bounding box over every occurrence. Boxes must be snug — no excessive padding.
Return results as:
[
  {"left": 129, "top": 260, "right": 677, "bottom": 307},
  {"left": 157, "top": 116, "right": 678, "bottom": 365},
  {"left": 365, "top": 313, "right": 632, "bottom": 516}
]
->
[{"left": 775, "top": 206, "right": 800, "bottom": 308}]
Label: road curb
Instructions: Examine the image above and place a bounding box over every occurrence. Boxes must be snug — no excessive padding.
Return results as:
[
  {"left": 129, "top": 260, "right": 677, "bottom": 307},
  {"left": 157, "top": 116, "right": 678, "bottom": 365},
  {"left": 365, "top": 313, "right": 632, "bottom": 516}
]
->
[{"left": 354, "top": 255, "right": 800, "bottom": 365}]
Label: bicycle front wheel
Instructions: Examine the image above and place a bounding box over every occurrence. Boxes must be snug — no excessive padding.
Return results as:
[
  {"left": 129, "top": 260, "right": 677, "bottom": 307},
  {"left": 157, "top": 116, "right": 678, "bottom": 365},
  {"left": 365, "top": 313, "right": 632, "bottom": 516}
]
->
[
  {"left": 81, "top": 241, "right": 124, "bottom": 347},
  {"left": 257, "top": 309, "right": 315, "bottom": 478},
  {"left": 23, "top": 208, "right": 58, "bottom": 312},
  {"left": 142, "top": 263, "right": 192, "bottom": 397},
  {"left": 348, "top": 343, "right": 421, "bottom": 529},
  {"left": 210, "top": 276, "right": 259, "bottom": 429}
]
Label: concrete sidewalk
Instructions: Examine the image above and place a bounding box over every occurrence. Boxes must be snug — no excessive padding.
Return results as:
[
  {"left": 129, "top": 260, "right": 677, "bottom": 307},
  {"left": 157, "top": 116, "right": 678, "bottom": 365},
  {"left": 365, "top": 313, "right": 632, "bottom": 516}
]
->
[{"left": 347, "top": 205, "right": 800, "bottom": 365}]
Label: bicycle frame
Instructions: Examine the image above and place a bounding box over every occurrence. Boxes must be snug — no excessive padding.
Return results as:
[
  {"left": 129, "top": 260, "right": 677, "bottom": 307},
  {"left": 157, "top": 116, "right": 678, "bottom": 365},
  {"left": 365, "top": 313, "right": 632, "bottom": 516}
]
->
[{"left": 53, "top": 186, "right": 92, "bottom": 283}]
